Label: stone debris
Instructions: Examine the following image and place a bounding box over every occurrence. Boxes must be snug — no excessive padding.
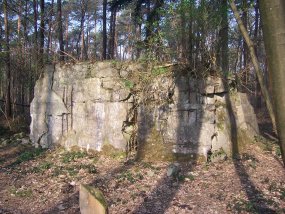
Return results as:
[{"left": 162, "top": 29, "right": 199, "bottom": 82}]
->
[
  {"left": 80, "top": 184, "right": 108, "bottom": 214},
  {"left": 167, "top": 163, "right": 181, "bottom": 177}
]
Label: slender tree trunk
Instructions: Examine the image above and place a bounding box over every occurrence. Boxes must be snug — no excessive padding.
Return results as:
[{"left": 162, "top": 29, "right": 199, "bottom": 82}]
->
[
  {"left": 114, "top": 25, "right": 118, "bottom": 58},
  {"left": 242, "top": 0, "right": 248, "bottom": 87},
  {"left": 87, "top": 18, "right": 91, "bottom": 59},
  {"left": 23, "top": 0, "right": 32, "bottom": 103},
  {"left": 260, "top": 0, "right": 285, "bottom": 166},
  {"left": 221, "top": 0, "right": 229, "bottom": 76},
  {"left": 108, "top": 6, "right": 117, "bottom": 59},
  {"left": 145, "top": 0, "right": 151, "bottom": 42},
  {"left": 65, "top": 13, "right": 69, "bottom": 53},
  {"left": 0, "top": 14, "right": 3, "bottom": 98},
  {"left": 135, "top": 23, "right": 142, "bottom": 59},
  {"left": 145, "top": 0, "right": 164, "bottom": 58},
  {"left": 229, "top": 0, "right": 276, "bottom": 130},
  {"left": 23, "top": 0, "right": 28, "bottom": 50},
  {"left": 188, "top": 1, "right": 194, "bottom": 65},
  {"left": 47, "top": 0, "right": 54, "bottom": 60},
  {"left": 3, "top": 0, "right": 12, "bottom": 118},
  {"left": 17, "top": 0, "right": 22, "bottom": 39},
  {"left": 33, "top": 0, "right": 38, "bottom": 48},
  {"left": 254, "top": 0, "right": 262, "bottom": 109},
  {"left": 39, "top": 0, "right": 45, "bottom": 67},
  {"left": 81, "top": 27, "right": 86, "bottom": 60},
  {"left": 33, "top": 0, "right": 39, "bottom": 77},
  {"left": 17, "top": 1, "right": 23, "bottom": 69},
  {"left": 108, "top": 8, "right": 114, "bottom": 59},
  {"left": 57, "top": 0, "right": 64, "bottom": 61},
  {"left": 134, "top": 1, "right": 142, "bottom": 59},
  {"left": 199, "top": 0, "right": 206, "bottom": 60},
  {"left": 102, "top": 0, "right": 107, "bottom": 60},
  {"left": 79, "top": 0, "right": 87, "bottom": 60},
  {"left": 16, "top": 0, "right": 24, "bottom": 111},
  {"left": 86, "top": 10, "right": 90, "bottom": 59},
  {"left": 93, "top": 3, "right": 97, "bottom": 59},
  {"left": 180, "top": 2, "right": 186, "bottom": 60},
  {"left": 242, "top": 0, "right": 248, "bottom": 67}
]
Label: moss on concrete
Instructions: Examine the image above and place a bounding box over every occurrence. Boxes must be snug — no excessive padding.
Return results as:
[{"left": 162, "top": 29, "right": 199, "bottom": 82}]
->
[
  {"left": 137, "top": 127, "right": 203, "bottom": 162},
  {"left": 217, "top": 109, "right": 226, "bottom": 131},
  {"left": 81, "top": 184, "right": 108, "bottom": 210},
  {"left": 237, "top": 129, "right": 254, "bottom": 152},
  {"left": 101, "top": 144, "right": 126, "bottom": 160},
  {"left": 137, "top": 127, "right": 174, "bottom": 161}
]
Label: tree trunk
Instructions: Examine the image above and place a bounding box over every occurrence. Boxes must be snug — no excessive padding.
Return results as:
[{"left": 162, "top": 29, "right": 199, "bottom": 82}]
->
[
  {"left": 16, "top": 0, "right": 24, "bottom": 112},
  {"left": 242, "top": 0, "right": 248, "bottom": 87},
  {"left": 242, "top": 0, "right": 248, "bottom": 67},
  {"left": 145, "top": 0, "right": 164, "bottom": 58},
  {"left": 33, "top": 0, "right": 38, "bottom": 47},
  {"left": 254, "top": 0, "right": 262, "bottom": 109},
  {"left": 17, "top": 0, "right": 22, "bottom": 39},
  {"left": 108, "top": 5, "right": 117, "bottom": 59},
  {"left": 81, "top": 27, "right": 87, "bottom": 60},
  {"left": 180, "top": 1, "right": 187, "bottom": 60},
  {"left": 188, "top": 1, "right": 194, "bottom": 65},
  {"left": 145, "top": 0, "right": 151, "bottom": 43},
  {"left": 221, "top": 0, "right": 229, "bottom": 76},
  {"left": 47, "top": 0, "right": 54, "bottom": 60},
  {"left": 87, "top": 15, "right": 91, "bottom": 59},
  {"left": 3, "top": 0, "right": 12, "bottom": 118},
  {"left": 33, "top": 0, "right": 39, "bottom": 77},
  {"left": 229, "top": 0, "right": 276, "bottom": 130},
  {"left": 39, "top": 0, "right": 45, "bottom": 67},
  {"left": 23, "top": 0, "right": 32, "bottom": 103},
  {"left": 57, "top": 0, "right": 64, "bottom": 61},
  {"left": 93, "top": 6, "right": 97, "bottom": 59},
  {"left": 23, "top": 0, "right": 28, "bottom": 49},
  {"left": 79, "top": 0, "right": 87, "bottom": 60},
  {"left": 65, "top": 13, "right": 69, "bottom": 53},
  {"left": 102, "top": 0, "right": 107, "bottom": 60},
  {"left": 114, "top": 24, "right": 118, "bottom": 58},
  {"left": 135, "top": 23, "right": 142, "bottom": 59},
  {"left": 259, "top": 0, "right": 285, "bottom": 165}
]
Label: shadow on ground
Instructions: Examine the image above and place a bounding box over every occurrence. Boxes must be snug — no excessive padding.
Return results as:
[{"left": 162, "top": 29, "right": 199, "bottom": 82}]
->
[
  {"left": 37, "top": 76, "right": 280, "bottom": 214},
  {"left": 226, "top": 93, "right": 276, "bottom": 213}
]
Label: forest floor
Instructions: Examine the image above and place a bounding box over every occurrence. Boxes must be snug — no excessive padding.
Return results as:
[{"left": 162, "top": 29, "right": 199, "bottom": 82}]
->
[{"left": 0, "top": 118, "right": 285, "bottom": 214}]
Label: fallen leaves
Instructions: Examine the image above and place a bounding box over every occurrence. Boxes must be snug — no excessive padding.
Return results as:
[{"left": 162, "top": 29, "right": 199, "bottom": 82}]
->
[{"left": 0, "top": 135, "right": 285, "bottom": 213}]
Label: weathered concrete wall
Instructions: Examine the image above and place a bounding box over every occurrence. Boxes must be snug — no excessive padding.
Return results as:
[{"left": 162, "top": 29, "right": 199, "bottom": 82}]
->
[
  {"left": 30, "top": 62, "right": 259, "bottom": 160},
  {"left": 30, "top": 62, "right": 133, "bottom": 150}
]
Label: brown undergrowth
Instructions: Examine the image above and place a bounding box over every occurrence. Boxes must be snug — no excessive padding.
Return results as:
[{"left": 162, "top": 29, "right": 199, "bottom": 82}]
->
[{"left": 0, "top": 130, "right": 284, "bottom": 214}]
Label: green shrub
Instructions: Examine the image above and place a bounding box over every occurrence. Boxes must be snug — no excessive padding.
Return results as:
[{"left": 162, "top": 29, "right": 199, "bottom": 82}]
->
[
  {"left": 10, "top": 186, "right": 33, "bottom": 198},
  {"left": 12, "top": 148, "right": 46, "bottom": 166},
  {"left": 61, "top": 151, "right": 87, "bottom": 163},
  {"left": 123, "top": 80, "right": 134, "bottom": 89}
]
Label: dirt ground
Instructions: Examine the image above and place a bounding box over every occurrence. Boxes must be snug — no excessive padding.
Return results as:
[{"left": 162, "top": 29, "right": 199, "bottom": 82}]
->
[{"left": 0, "top": 126, "right": 284, "bottom": 214}]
